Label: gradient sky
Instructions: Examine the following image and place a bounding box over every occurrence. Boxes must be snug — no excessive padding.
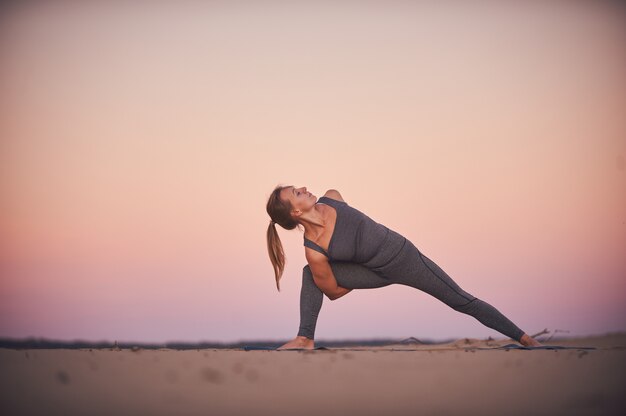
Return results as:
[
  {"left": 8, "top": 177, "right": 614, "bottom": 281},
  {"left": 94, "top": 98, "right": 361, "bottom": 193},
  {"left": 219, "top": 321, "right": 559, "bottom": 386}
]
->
[{"left": 1, "top": 0, "right": 624, "bottom": 343}]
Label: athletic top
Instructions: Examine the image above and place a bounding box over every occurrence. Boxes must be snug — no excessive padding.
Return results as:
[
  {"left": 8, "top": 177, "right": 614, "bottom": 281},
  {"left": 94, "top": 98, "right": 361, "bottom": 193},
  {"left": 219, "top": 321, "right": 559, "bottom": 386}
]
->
[{"left": 303, "top": 196, "right": 407, "bottom": 269}]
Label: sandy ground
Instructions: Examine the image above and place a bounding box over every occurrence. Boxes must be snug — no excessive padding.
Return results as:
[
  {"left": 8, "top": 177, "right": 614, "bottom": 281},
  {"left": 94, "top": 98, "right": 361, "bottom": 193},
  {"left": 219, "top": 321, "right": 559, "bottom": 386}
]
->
[{"left": 1, "top": 333, "right": 625, "bottom": 416}]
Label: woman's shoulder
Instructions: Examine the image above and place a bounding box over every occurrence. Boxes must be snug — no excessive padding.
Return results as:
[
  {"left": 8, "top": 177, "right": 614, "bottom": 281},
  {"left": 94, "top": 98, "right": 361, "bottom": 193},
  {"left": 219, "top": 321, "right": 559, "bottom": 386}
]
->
[{"left": 322, "top": 189, "right": 346, "bottom": 203}]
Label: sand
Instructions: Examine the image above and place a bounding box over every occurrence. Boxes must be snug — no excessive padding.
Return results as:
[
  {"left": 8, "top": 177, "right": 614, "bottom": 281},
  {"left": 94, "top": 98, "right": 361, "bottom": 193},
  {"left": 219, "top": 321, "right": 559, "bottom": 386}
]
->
[{"left": 1, "top": 333, "right": 625, "bottom": 416}]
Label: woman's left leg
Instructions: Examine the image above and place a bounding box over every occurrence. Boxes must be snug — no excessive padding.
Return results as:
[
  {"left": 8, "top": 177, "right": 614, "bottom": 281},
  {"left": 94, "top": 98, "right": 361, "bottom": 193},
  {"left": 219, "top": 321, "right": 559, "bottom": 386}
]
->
[
  {"left": 297, "top": 261, "right": 392, "bottom": 339},
  {"left": 380, "top": 239, "right": 526, "bottom": 343}
]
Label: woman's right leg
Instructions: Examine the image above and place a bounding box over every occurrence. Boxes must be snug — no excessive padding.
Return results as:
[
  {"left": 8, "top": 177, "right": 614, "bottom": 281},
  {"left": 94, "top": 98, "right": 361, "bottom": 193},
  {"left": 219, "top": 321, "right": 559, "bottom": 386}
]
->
[{"left": 297, "top": 262, "right": 392, "bottom": 339}]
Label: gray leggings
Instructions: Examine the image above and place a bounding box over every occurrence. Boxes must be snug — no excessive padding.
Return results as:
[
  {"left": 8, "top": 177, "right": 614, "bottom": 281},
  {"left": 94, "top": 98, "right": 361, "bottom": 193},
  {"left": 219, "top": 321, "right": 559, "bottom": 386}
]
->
[{"left": 297, "top": 243, "right": 526, "bottom": 342}]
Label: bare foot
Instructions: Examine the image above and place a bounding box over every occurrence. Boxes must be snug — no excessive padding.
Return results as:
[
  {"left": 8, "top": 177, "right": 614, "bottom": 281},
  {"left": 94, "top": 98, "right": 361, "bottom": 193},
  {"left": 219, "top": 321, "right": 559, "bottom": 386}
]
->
[
  {"left": 519, "top": 333, "right": 543, "bottom": 347},
  {"left": 276, "top": 336, "right": 314, "bottom": 350}
]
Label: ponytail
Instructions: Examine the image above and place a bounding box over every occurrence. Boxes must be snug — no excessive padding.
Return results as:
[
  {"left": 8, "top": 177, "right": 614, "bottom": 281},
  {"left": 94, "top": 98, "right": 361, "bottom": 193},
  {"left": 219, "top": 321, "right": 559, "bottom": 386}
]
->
[{"left": 266, "top": 185, "right": 301, "bottom": 292}]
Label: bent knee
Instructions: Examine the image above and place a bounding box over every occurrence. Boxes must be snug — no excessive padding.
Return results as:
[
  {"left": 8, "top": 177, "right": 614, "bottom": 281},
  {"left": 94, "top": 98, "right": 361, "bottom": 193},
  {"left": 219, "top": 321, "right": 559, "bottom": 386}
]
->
[
  {"left": 302, "top": 265, "right": 313, "bottom": 278},
  {"left": 452, "top": 297, "right": 479, "bottom": 313}
]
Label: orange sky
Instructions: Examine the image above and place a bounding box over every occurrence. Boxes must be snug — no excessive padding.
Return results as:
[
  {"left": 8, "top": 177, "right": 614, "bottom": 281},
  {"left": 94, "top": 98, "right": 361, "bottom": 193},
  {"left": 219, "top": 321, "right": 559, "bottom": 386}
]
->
[{"left": 0, "top": 0, "right": 624, "bottom": 343}]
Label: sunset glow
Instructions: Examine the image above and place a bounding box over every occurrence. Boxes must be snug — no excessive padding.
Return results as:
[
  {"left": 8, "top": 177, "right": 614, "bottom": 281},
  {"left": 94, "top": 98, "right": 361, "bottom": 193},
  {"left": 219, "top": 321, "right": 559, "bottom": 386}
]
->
[{"left": 1, "top": 1, "right": 624, "bottom": 343}]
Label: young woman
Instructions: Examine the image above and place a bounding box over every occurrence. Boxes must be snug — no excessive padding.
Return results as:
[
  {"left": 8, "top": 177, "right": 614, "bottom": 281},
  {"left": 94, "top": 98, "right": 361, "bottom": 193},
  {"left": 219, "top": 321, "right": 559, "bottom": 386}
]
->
[{"left": 266, "top": 185, "right": 543, "bottom": 350}]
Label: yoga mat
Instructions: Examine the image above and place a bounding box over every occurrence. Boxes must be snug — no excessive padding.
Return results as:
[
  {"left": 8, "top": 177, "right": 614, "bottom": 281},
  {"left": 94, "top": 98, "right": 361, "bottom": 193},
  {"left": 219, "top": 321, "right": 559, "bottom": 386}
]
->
[
  {"left": 483, "top": 343, "right": 597, "bottom": 350},
  {"left": 242, "top": 346, "right": 330, "bottom": 351},
  {"left": 375, "top": 344, "right": 598, "bottom": 351},
  {"left": 242, "top": 344, "right": 596, "bottom": 351}
]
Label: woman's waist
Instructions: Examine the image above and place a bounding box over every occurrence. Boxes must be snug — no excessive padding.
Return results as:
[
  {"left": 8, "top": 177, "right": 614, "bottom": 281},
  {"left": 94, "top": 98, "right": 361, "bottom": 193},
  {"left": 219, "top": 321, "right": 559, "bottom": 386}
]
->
[{"left": 359, "top": 228, "right": 407, "bottom": 268}]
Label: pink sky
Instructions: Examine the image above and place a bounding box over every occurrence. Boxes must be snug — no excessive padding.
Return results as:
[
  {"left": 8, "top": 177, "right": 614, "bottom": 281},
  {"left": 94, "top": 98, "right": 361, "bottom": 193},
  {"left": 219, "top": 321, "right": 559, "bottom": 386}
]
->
[{"left": 0, "top": 1, "right": 624, "bottom": 343}]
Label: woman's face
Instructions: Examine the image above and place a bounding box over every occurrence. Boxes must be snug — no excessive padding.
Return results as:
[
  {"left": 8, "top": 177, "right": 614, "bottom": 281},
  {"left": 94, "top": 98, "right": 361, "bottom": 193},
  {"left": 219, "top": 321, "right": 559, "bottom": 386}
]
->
[{"left": 280, "top": 185, "right": 317, "bottom": 215}]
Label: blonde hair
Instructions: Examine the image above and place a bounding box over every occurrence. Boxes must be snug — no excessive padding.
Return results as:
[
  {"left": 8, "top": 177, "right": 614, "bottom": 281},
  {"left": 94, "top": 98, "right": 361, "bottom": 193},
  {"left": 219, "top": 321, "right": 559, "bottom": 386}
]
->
[{"left": 266, "top": 184, "right": 301, "bottom": 291}]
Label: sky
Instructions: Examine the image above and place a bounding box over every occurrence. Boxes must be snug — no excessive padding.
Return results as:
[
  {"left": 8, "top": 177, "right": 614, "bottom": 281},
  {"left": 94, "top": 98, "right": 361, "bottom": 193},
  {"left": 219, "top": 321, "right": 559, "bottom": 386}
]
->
[{"left": 0, "top": 0, "right": 624, "bottom": 344}]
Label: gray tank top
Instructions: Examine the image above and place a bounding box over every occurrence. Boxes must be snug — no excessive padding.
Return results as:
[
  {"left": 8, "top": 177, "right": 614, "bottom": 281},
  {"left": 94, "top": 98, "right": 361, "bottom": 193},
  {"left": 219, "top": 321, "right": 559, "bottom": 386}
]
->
[{"left": 303, "top": 196, "right": 407, "bottom": 269}]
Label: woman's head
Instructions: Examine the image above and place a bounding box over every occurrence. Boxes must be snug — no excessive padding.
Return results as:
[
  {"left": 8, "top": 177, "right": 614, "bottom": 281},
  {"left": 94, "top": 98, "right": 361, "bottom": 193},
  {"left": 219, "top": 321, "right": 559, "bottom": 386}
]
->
[{"left": 266, "top": 184, "right": 317, "bottom": 291}]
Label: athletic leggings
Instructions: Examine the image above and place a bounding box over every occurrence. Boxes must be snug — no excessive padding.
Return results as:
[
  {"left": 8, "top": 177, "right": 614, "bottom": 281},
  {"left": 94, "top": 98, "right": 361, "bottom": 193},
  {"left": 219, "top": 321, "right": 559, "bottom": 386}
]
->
[{"left": 297, "top": 240, "right": 526, "bottom": 342}]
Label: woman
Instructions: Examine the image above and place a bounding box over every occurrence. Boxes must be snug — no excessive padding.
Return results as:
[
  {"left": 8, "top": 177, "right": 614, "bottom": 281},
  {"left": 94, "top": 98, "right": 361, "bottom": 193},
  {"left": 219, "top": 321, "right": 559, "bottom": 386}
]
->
[{"left": 266, "top": 185, "right": 543, "bottom": 350}]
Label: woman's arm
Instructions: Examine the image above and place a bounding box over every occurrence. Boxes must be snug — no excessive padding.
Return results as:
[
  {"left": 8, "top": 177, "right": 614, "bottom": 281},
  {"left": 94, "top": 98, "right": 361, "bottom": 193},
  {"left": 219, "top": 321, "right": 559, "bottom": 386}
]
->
[
  {"left": 330, "top": 286, "right": 353, "bottom": 300},
  {"left": 306, "top": 250, "right": 352, "bottom": 301}
]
